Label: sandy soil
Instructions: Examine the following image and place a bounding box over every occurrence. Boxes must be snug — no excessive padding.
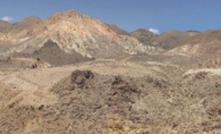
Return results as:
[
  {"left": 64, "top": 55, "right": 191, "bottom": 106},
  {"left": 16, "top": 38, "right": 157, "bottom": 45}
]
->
[{"left": 0, "top": 57, "right": 221, "bottom": 134}]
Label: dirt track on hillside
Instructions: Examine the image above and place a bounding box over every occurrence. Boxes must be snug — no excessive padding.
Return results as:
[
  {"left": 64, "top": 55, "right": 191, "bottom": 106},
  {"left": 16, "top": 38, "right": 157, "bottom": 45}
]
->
[{"left": 0, "top": 58, "right": 221, "bottom": 134}]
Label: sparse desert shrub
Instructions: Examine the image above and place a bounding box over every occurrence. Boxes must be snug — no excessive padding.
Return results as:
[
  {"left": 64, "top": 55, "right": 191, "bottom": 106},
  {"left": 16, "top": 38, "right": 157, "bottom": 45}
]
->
[
  {"left": 194, "top": 71, "right": 207, "bottom": 80},
  {"left": 145, "top": 76, "right": 169, "bottom": 89},
  {"left": 146, "top": 76, "right": 154, "bottom": 83},
  {"left": 31, "top": 63, "right": 37, "bottom": 68},
  {"left": 71, "top": 70, "right": 94, "bottom": 87},
  {"left": 112, "top": 76, "right": 139, "bottom": 93},
  {"left": 198, "top": 59, "right": 221, "bottom": 68},
  {"left": 153, "top": 79, "right": 169, "bottom": 89},
  {"left": 215, "top": 82, "right": 221, "bottom": 88},
  {"left": 206, "top": 103, "right": 221, "bottom": 116}
]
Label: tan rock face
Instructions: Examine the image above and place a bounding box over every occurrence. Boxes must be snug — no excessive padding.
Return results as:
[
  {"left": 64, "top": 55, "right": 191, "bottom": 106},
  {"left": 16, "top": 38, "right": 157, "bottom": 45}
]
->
[{"left": 0, "top": 33, "right": 12, "bottom": 41}]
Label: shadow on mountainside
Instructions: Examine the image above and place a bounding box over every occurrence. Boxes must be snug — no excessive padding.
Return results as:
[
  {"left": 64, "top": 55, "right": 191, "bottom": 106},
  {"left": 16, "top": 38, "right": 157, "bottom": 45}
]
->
[{"left": 33, "top": 39, "right": 93, "bottom": 66}]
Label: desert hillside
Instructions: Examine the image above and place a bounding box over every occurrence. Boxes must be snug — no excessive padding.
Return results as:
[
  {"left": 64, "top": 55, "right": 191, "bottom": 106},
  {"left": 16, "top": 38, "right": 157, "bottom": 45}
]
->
[{"left": 0, "top": 10, "right": 221, "bottom": 134}]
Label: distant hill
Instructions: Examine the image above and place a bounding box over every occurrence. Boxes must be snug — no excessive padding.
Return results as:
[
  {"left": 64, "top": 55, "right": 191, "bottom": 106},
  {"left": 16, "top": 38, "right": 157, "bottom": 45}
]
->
[
  {"left": 0, "top": 16, "right": 41, "bottom": 41},
  {"left": 131, "top": 28, "right": 157, "bottom": 46},
  {"left": 0, "top": 9, "right": 220, "bottom": 66},
  {"left": 108, "top": 24, "right": 130, "bottom": 36},
  {"left": 165, "top": 29, "right": 221, "bottom": 59},
  {"left": 155, "top": 30, "right": 200, "bottom": 50},
  {"left": 0, "top": 16, "right": 42, "bottom": 34},
  {"left": 12, "top": 16, "right": 42, "bottom": 33},
  {"left": 0, "top": 20, "right": 13, "bottom": 33}
]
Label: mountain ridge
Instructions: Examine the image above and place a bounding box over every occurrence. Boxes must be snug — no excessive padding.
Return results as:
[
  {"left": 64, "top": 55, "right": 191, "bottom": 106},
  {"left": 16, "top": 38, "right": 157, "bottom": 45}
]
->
[
  {"left": 4, "top": 10, "right": 153, "bottom": 59},
  {"left": 1, "top": 9, "right": 221, "bottom": 134},
  {"left": 0, "top": 9, "right": 220, "bottom": 61}
]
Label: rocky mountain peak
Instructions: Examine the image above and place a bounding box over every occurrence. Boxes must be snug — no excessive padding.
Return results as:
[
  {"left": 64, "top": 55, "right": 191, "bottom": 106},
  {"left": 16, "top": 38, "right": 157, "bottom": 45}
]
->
[
  {"left": 47, "top": 10, "right": 84, "bottom": 23},
  {"left": 6, "top": 10, "right": 153, "bottom": 59},
  {"left": 16, "top": 10, "right": 114, "bottom": 38},
  {"left": 0, "top": 20, "right": 13, "bottom": 33},
  {"left": 131, "top": 28, "right": 157, "bottom": 46},
  {"left": 18, "top": 16, "right": 42, "bottom": 25}
]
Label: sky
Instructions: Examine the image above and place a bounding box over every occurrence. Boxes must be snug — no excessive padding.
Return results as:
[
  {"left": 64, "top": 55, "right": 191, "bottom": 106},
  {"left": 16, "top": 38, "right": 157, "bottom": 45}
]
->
[{"left": 0, "top": 0, "right": 221, "bottom": 34}]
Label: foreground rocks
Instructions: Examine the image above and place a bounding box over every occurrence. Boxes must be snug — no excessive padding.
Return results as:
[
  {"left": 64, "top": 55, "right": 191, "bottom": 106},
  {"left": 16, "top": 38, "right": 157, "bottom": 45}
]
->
[{"left": 0, "top": 69, "right": 221, "bottom": 134}]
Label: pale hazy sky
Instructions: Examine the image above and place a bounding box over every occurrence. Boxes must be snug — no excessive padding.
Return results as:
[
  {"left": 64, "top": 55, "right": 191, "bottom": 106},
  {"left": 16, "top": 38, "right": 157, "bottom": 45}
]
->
[{"left": 1, "top": 0, "right": 221, "bottom": 33}]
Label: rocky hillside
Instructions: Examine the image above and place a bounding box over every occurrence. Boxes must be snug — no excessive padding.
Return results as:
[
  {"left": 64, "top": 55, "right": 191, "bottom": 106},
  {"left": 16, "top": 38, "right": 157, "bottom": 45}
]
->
[
  {"left": 0, "top": 10, "right": 156, "bottom": 59},
  {"left": 165, "top": 30, "right": 221, "bottom": 58},
  {"left": 11, "top": 16, "right": 42, "bottom": 33},
  {"left": 1, "top": 63, "right": 221, "bottom": 133},
  {"left": 155, "top": 30, "right": 199, "bottom": 50},
  {"left": 108, "top": 24, "right": 130, "bottom": 36},
  {"left": 0, "top": 17, "right": 41, "bottom": 41},
  {"left": 131, "top": 28, "right": 157, "bottom": 46},
  {"left": 1, "top": 9, "right": 221, "bottom": 134},
  {"left": 130, "top": 29, "right": 200, "bottom": 50},
  {"left": 0, "top": 20, "right": 13, "bottom": 33}
]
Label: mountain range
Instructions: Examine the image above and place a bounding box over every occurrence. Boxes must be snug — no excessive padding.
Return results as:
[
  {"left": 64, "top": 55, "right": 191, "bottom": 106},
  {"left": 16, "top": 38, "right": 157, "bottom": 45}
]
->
[
  {"left": 0, "top": 10, "right": 220, "bottom": 66},
  {"left": 0, "top": 10, "right": 221, "bottom": 134}
]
